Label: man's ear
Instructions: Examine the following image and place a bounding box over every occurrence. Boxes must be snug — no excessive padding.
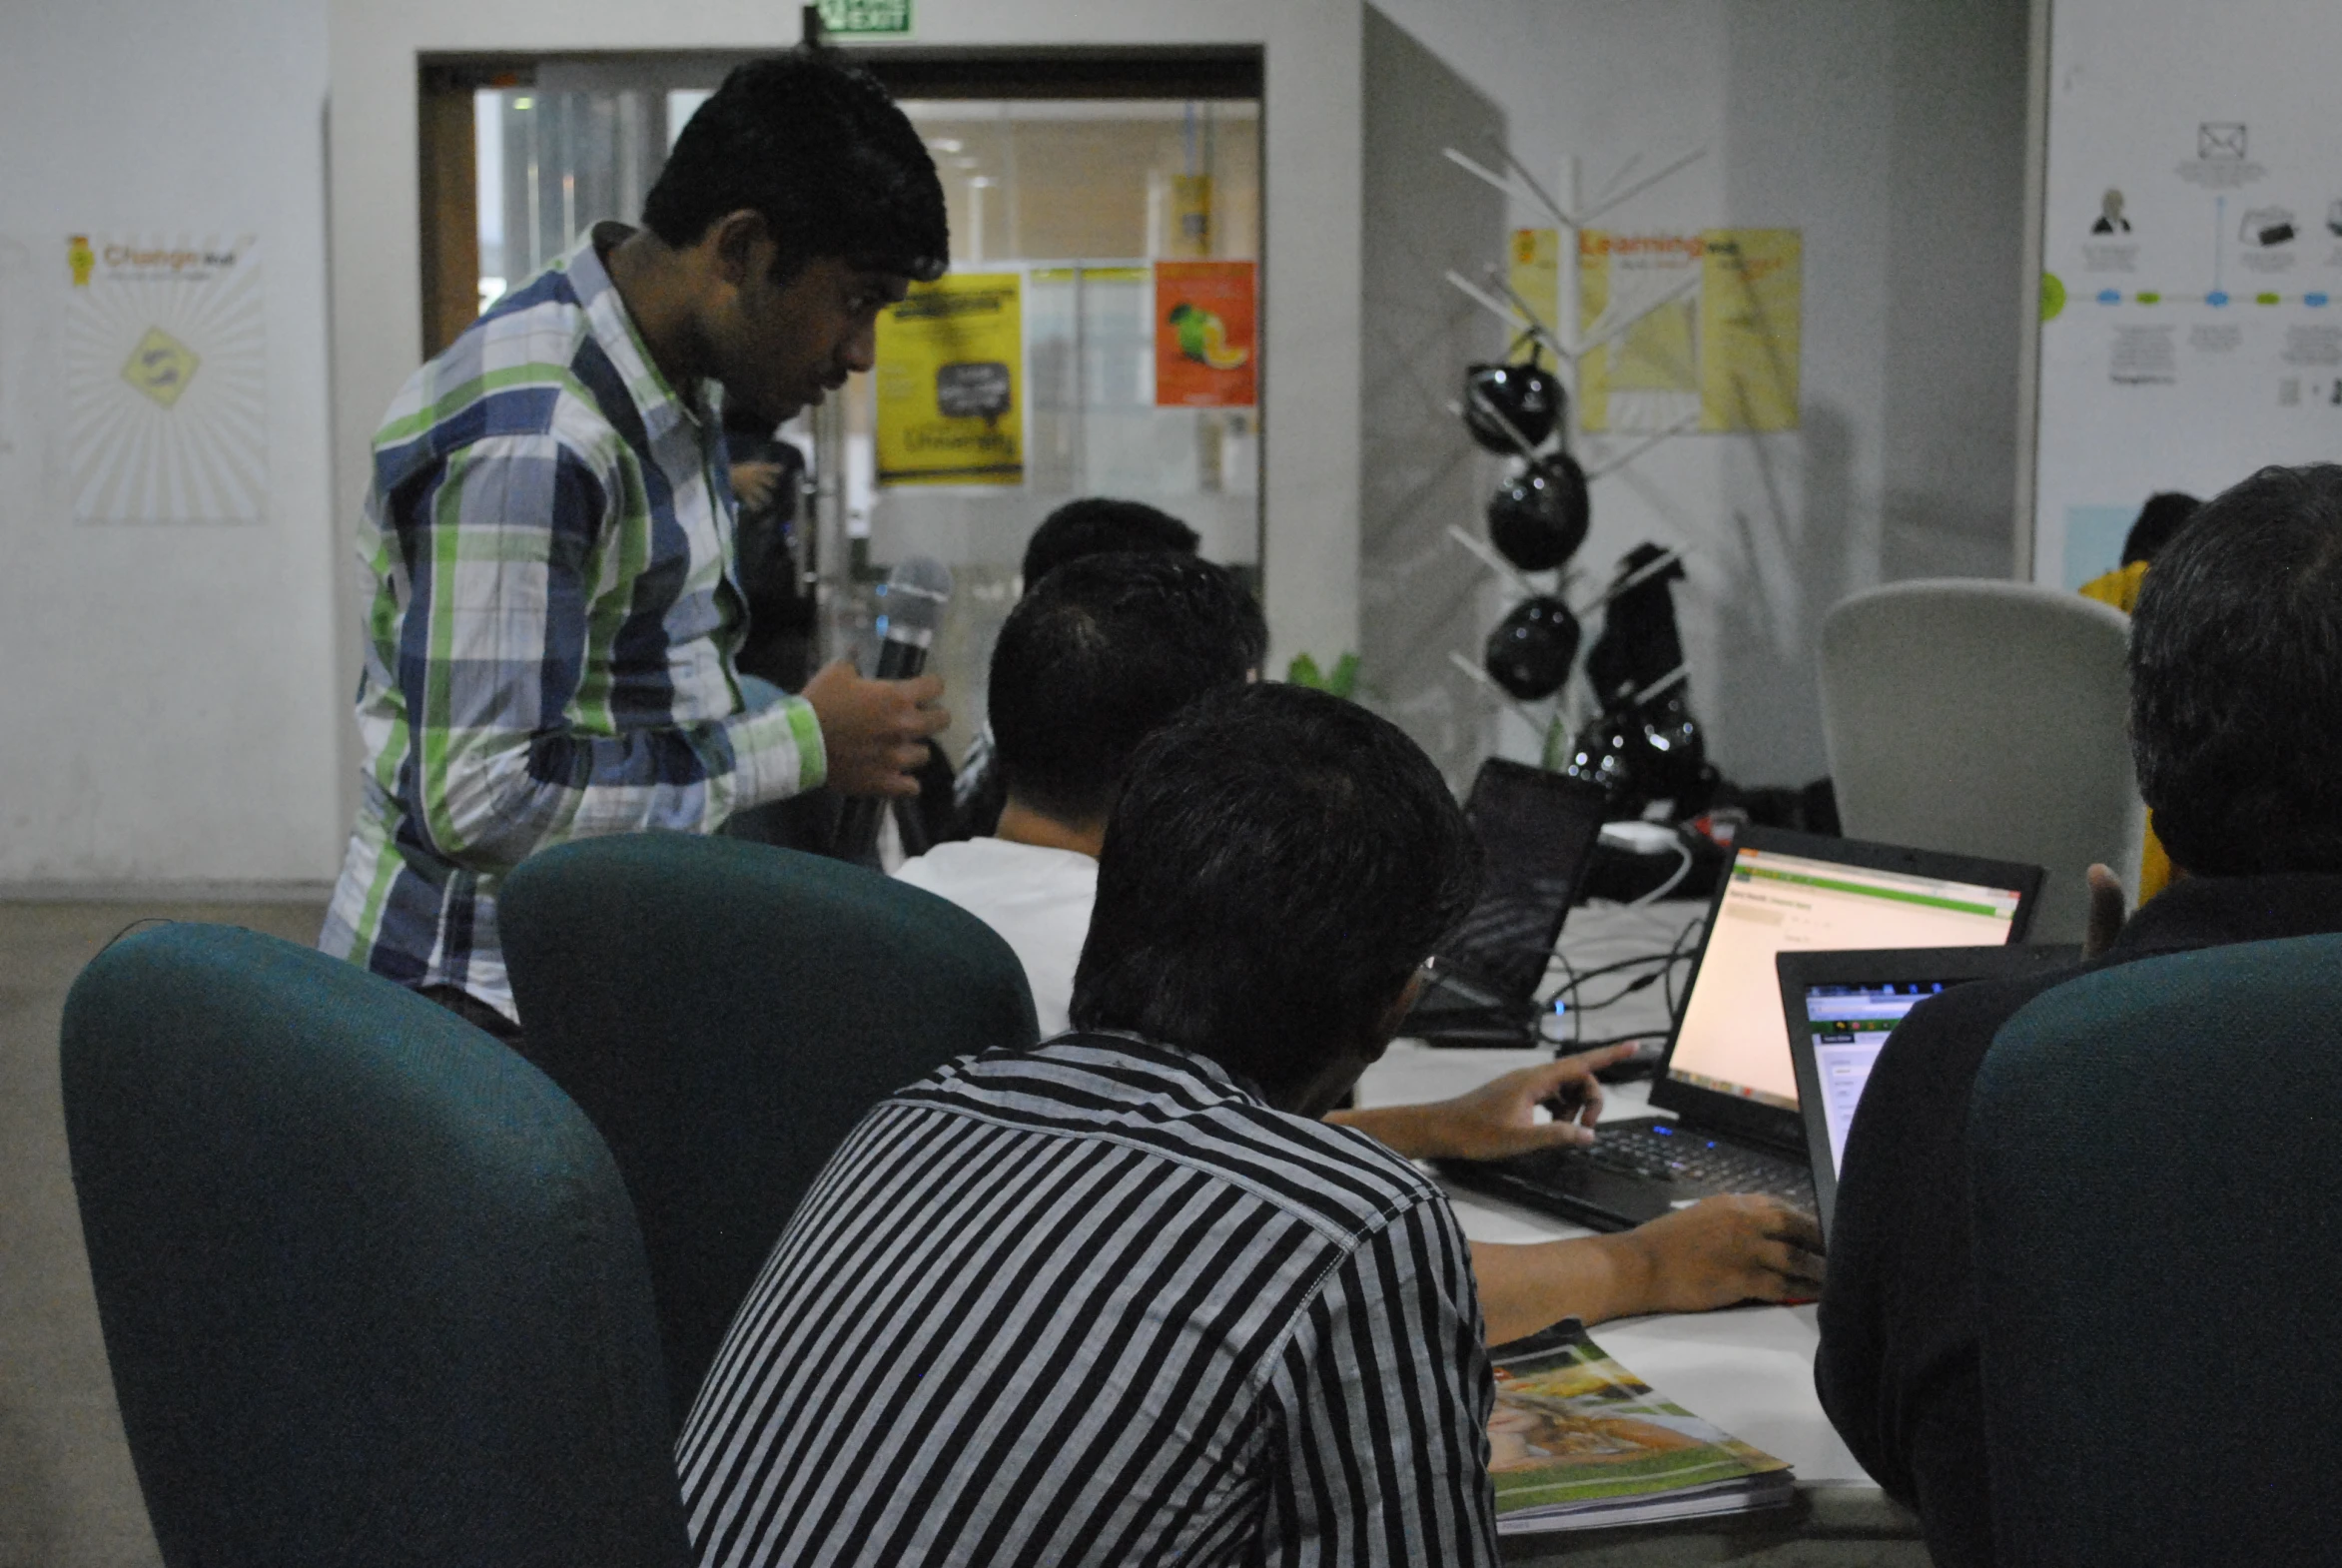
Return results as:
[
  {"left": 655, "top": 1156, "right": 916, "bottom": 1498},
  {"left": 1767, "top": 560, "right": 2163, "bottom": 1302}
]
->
[{"left": 706, "top": 210, "right": 771, "bottom": 287}]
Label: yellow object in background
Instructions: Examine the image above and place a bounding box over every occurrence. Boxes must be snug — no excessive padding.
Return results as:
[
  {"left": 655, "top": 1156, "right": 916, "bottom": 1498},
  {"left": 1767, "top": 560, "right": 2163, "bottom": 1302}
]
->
[
  {"left": 874, "top": 272, "right": 1024, "bottom": 486},
  {"left": 1508, "top": 228, "right": 1561, "bottom": 370},
  {"left": 1699, "top": 229, "right": 1801, "bottom": 431},
  {"left": 2078, "top": 559, "right": 2149, "bottom": 614}
]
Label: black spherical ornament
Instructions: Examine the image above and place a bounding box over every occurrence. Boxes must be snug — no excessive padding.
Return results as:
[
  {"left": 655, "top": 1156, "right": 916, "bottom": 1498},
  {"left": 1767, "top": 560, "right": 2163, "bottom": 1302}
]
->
[
  {"left": 1483, "top": 595, "right": 1582, "bottom": 700},
  {"left": 1462, "top": 363, "right": 1565, "bottom": 455},
  {"left": 1487, "top": 453, "right": 1592, "bottom": 571}
]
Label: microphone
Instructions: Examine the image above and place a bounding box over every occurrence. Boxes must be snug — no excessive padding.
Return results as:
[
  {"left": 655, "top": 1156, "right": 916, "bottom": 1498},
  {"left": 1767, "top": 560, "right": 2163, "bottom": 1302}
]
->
[{"left": 835, "top": 556, "right": 953, "bottom": 865}]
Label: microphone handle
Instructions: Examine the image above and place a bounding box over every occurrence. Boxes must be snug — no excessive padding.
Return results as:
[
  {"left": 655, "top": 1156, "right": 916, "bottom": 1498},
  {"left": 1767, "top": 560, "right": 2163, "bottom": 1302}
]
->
[{"left": 834, "top": 636, "right": 931, "bottom": 863}]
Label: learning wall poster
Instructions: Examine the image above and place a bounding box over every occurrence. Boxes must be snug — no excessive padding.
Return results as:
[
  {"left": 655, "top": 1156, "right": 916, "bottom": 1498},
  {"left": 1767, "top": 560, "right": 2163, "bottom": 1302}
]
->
[
  {"left": 874, "top": 272, "right": 1023, "bottom": 486},
  {"left": 63, "top": 233, "right": 268, "bottom": 523},
  {"left": 1576, "top": 230, "right": 1800, "bottom": 434},
  {"left": 1507, "top": 228, "right": 1561, "bottom": 371},
  {"left": 1154, "top": 261, "right": 1255, "bottom": 408}
]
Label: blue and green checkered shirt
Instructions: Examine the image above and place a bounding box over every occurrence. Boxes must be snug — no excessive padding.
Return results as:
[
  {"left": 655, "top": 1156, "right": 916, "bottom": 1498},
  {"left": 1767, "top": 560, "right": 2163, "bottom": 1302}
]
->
[{"left": 322, "top": 227, "right": 824, "bottom": 1021}]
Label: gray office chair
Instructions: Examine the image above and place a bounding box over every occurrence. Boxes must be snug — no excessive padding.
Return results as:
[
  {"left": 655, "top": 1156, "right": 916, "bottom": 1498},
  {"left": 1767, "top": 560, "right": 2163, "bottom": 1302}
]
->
[
  {"left": 62, "top": 923, "right": 690, "bottom": 1568},
  {"left": 1970, "top": 933, "right": 2342, "bottom": 1566},
  {"left": 1820, "top": 579, "right": 2141, "bottom": 944}
]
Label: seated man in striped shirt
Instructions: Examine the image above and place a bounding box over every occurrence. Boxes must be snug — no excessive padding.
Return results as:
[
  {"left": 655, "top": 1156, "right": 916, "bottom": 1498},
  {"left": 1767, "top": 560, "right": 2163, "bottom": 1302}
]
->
[
  {"left": 896, "top": 550, "right": 1824, "bottom": 1342},
  {"left": 682, "top": 682, "right": 1502, "bottom": 1566}
]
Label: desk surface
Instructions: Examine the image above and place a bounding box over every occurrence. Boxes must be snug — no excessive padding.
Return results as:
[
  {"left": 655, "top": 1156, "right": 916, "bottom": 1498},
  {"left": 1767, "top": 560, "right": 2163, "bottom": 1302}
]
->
[
  {"left": 1356, "top": 899, "right": 1881, "bottom": 1495},
  {"left": 1354, "top": 1042, "right": 1870, "bottom": 1485}
]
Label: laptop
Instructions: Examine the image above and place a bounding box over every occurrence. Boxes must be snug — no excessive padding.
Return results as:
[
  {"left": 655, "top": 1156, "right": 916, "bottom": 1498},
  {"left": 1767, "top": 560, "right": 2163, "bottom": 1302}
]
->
[
  {"left": 1778, "top": 945, "right": 2078, "bottom": 1243},
  {"left": 1403, "top": 759, "right": 1611, "bottom": 1046},
  {"left": 1438, "top": 827, "right": 2044, "bottom": 1230}
]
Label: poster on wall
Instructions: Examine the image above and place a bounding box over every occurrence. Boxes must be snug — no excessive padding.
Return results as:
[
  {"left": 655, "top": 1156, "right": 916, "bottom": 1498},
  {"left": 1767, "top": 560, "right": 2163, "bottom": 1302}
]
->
[
  {"left": 1154, "top": 260, "right": 1256, "bottom": 407},
  {"left": 2031, "top": 0, "right": 2342, "bottom": 587},
  {"left": 874, "top": 271, "right": 1023, "bottom": 486},
  {"left": 63, "top": 233, "right": 267, "bottom": 524},
  {"left": 1575, "top": 229, "right": 1801, "bottom": 434},
  {"left": 1507, "top": 228, "right": 1561, "bottom": 371}
]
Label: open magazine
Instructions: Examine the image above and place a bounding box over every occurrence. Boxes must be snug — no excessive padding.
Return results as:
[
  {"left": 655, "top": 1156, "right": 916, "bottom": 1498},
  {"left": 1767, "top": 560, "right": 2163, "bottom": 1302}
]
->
[{"left": 1487, "top": 1320, "right": 1794, "bottom": 1533}]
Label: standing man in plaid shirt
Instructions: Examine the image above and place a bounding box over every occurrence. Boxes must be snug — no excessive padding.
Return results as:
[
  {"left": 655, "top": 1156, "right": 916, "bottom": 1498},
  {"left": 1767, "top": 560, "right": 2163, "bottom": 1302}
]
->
[{"left": 322, "top": 52, "right": 951, "bottom": 1038}]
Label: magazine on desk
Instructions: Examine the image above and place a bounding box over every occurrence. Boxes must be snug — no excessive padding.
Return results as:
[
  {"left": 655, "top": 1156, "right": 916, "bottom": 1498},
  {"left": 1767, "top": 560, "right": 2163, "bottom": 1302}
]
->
[{"left": 1486, "top": 1320, "right": 1794, "bottom": 1534}]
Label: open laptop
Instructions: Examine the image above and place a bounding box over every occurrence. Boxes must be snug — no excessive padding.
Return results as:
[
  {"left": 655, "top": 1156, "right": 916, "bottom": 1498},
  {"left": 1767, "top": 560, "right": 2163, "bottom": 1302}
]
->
[
  {"left": 1778, "top": 945, "right": 2078, "bottom": 1243},
  {"left": 1403, "top": 759, "right": 1610, "bottom": 1046},
  {"left": 1438, "top": 827, "right": 2044, "bottom": 1230}
]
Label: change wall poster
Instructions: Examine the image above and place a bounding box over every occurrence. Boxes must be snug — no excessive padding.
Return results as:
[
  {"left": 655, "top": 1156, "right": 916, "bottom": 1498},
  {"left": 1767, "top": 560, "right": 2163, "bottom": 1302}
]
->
[
  {"left": 64, "top": 233, "right": 267, "bottom": 523},
  {"left": 1154, "top": 261, "right": 1256, "bottom": 408},
  {"left": 875, "top": 272, "right": 1023, "bottom": 486},
  {"left": 1575, "top": 229, "right": 1801, "bottom": 434}
]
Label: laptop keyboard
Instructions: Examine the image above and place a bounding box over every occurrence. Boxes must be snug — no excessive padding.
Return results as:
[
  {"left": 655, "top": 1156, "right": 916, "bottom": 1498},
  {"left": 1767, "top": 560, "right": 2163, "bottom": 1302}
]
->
[{"left": 1585, "top": 1124, "right": 1816, "bottom": 1204}]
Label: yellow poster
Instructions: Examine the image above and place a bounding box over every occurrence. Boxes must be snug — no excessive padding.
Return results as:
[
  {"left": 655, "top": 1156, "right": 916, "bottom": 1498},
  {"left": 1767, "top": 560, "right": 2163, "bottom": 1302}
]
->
[
  {"left": 1507, "top": 228, "right": 1561, "bottom": 370},
  {"left": 1699, "top": 229, "right": 1801, "bottom": 432},
  {"left": 1575, "top": 229, "right": 1801, "bottom": 432},
  {"left": 875, "top": 272, "right": 1023, "bottom": 486}
]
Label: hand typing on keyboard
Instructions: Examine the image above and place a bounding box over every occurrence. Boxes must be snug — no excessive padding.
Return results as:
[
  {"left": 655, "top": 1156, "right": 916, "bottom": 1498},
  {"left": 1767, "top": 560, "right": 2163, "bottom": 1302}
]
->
[
  {"left": 1326, "top": 1045, "right": 1637, "bottom": 1162},
  {"left": 1605, "top": 1194, "right": 1827, "bottom": 1315}
]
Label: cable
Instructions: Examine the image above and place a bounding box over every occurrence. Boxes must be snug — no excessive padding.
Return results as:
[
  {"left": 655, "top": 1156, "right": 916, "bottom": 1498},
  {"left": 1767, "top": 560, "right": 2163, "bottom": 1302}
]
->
[{"left": 1627, "top": 840, "right": 1695, "bottom": 907}]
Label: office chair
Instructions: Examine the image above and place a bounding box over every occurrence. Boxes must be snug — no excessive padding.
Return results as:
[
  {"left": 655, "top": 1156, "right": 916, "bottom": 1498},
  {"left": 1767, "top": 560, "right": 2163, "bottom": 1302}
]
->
[
  {"left": 61, "top": 924, "right": 689, "bottom": 1568},
  {"left": 498, "top": 832, "right": 1039, "bottom": 1433},
  {"left": 1820, "top": 579, "right": 2142, "bottom": 944},
  {"left": 1969, "top": 933, "right": 2342, "bottom": 1567}
]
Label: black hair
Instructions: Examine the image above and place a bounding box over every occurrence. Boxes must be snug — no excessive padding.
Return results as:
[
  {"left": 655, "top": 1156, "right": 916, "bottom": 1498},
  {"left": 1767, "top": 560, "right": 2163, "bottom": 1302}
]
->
[
  {"left": 2129, "top": 463, "right": 2342, "bottom": 875},
  {"left": 642, "top": 50, "right": 948, "bottom": 284},
  {"left": 1021, "top": 497, "right": 1200, "bottom": 591},
  {"left": 1070, "top": 683, "right": 1482, "bottom": 1105},
  {"left": 989, "top": 552, "right": 1266, "bottom": 826},
  {"left": 2121, "top": 490, "right": 2203, "bottom": 567}
]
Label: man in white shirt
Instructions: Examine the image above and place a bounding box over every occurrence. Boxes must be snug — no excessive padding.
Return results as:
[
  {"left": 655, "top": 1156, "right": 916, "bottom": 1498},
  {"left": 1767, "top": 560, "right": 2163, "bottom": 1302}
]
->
[{"left": 896, "top": 551, "right": 1824, "bottom": 1340}]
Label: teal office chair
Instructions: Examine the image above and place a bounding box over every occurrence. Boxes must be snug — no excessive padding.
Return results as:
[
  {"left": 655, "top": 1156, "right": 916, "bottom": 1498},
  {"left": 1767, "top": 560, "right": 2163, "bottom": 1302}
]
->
[
  {"left": 498, "top": 832, "right": 1039, "bottom": 1432},
  {"left": 61, "top": 924, "right": 690, "bottom": 1568},
  {"left": 1969, "top": 933, "right": 2342, "bottom": 1567}
]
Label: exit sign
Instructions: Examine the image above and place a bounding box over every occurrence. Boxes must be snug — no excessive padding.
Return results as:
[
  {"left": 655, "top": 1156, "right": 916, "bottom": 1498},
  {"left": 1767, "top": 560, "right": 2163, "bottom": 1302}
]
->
[{"left": 817, "top": 0, "right": 913, "bottom": 35}]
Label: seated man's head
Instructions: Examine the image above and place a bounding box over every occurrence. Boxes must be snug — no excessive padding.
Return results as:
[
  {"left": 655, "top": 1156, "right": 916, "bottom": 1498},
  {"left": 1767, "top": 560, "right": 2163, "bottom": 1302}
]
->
[
  {"left": 2130, "top": 462, "right": 2342, "bottom": 876},
  {"left": 1021, "top": 498, "right": 1200, "bottom": 592},
  {"left": 1072, "top": 683, "right": 1481, "bottom": 1117},
  {"left": 989, "top": 551, "right": 1265, "bottom": 839},
  {"left": 641, "top": 50, "right": 948, "bottom": 424}
]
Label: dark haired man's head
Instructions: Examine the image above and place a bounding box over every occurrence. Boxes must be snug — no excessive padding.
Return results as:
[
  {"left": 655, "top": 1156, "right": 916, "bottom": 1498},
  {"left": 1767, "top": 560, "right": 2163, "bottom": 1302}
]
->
[
  {"left": 989, "top": 553, "right": 1265, "bottom": 831},
  {"left": 1071, "top": 683, "right": 1481, "bottom": 1116},
  {"left": 2120, "top": 490, "right": 2203, "bottom": 567},
  {"left": 1021, "top": 498, "right": 1200, "bottom": 591},
  {"left": 632, "top": 51, "right": 947, "bottom": 425},
  {"left": 2130, "top": 462, "right": 2342, "bottom": 876}
]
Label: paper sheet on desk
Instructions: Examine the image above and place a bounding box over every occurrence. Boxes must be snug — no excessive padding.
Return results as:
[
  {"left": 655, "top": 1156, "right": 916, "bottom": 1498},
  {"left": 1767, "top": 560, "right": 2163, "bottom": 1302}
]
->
[{"left": 1486, "top": 1320, "right": 1793, "bottom": 1534}]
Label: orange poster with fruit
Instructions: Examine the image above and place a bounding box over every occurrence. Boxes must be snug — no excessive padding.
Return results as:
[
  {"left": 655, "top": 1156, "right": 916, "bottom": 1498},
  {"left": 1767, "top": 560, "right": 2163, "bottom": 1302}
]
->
[{"left": 1154, "top": 261, "right": 1256, "bottom": 407}]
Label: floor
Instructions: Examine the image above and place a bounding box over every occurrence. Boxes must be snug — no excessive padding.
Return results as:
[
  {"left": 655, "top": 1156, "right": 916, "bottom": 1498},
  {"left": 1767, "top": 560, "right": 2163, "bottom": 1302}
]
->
[{"left": 0, "top": 900, "right": 326, "bottom": 1568}]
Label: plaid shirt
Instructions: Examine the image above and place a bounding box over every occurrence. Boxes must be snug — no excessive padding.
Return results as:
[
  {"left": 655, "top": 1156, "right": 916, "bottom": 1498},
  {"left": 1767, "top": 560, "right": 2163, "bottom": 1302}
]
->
[{"left": 321, "top": 227, "right": 824, "bottom": 1020}]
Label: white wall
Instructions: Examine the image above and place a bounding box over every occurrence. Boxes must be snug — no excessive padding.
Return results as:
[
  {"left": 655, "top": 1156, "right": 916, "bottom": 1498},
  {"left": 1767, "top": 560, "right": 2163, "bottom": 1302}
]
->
[
  {"left": 0, "top": 0, "right": 343, "bottom": 888},
  {"left": 1363, "top": 0, "right": 2031, "bottom": 787}
]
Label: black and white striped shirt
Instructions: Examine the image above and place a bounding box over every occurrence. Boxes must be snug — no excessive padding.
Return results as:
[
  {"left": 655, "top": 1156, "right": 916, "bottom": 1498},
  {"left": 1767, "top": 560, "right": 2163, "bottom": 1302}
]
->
[{"left": 677, "top": 1033, "right": 1500, "bottom": 1567}]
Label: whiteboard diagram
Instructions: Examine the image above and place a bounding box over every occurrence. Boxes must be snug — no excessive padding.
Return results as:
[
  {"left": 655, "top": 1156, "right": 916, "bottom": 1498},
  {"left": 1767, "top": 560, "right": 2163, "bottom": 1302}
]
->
[
  {"left": 2032, "top": 3, "right": 2342, "bottom": 586},
  {"left": 63, "top": 234, "right": 267, "bottom": 524}
]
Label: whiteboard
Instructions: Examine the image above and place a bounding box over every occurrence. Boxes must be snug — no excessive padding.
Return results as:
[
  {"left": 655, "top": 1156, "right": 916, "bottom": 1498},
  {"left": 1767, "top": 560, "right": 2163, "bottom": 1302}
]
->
[{"left": 2032, "top": 0, "right": 2342, "bottom": 587}]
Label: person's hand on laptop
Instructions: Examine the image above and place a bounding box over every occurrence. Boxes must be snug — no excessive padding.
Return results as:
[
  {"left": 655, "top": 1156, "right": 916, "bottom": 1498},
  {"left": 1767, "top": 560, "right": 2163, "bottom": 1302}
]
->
[
  {"left": 1326, "top": 1047, "right": 1635, "bottom": 1162},
  {"left": 1610, "top": 1194, "right": 1826, "bottom": 1315}
]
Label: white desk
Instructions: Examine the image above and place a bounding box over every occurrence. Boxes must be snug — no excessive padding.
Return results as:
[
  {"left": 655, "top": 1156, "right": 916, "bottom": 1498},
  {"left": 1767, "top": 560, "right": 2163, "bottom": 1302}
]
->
[{"left": 1358, "top": 902, "right": 1924, "bottom": 1560}]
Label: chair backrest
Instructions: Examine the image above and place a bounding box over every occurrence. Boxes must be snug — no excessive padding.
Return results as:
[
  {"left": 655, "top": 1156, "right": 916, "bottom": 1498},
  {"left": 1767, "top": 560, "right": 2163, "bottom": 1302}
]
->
[
  {"left": 1969, "top": 934, "right": 2342, "bottom": 1567},
  {"left": 62, "top": 924, "right": 689, "bottom": 1568},
  {"left": 1820, "top": 579, "right": 2142, "bottom": 944},
  {"left": 498, "top": 832, "right": 1039, "bottom": 1432}
]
